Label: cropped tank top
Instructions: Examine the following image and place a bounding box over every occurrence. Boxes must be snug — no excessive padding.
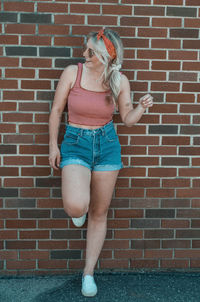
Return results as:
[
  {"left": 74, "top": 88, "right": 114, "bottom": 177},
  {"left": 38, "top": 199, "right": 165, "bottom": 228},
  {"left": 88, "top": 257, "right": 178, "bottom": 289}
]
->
[{"left": 67, "top": 63, "right": 115, "bottom": 126}]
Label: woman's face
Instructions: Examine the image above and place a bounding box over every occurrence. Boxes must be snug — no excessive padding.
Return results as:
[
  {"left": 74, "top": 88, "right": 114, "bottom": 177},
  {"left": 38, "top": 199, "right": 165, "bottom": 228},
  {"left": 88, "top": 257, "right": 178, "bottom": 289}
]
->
[{"left": 83, "top": 38, "right": 104, "bottom": 70}]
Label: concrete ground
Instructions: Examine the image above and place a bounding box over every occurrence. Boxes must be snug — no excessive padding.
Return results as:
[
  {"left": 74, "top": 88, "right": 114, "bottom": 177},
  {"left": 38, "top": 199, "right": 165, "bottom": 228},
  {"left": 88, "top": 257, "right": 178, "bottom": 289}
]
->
[{"left": 0, "top": 272, "right": 200, "bottom": 302}]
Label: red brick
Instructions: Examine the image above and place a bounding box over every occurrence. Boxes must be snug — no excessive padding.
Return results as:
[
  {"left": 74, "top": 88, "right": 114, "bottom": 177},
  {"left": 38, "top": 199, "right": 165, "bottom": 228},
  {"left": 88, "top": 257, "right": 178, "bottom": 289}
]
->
[
  {"left": 54, "top": 15, "right": 84, "bottom": 25},
  {"left": 152, "top": 39, "right": 181, "bottom": 49},
  {"left": 139, "top": 28, "right": 167, "bottom": 37},
  {"left": 162, "top": 115, "right": 190, "bottom": 124},
  {"left": 116, "top": 189, "right": 144, "bottom": 198},
  {"left": 146, "top": 189, "right": 175, "bottom": 198},
  {"left": 149, "top": 147, "right": 177, "bottom": 155},
  {"left": 179, "top": 168, "right": 200, "bottom": 177},
  {"left": 131, "top": 259, "right": 158, "bottom": 268},
  {"left": 169, "top": 51, "right": 197, "bottom": 60},
  {"left": 0, "top": 35, "right": 18, "bottom": 44},
  {"left": 175, "top": 250, "right": 200, "bottom": 258},
  {"left": 0, "top": 80, "right": 18, "bottom": 89},
  {"left": 38, "top": 220, "right": 67, "bottom": 229},
  {"left": 0, "top": 230, "right": 17, "bottom": 239},
  {"left": 71, "top": 4, "right": 100, "bottom": 14},
  {"left": 37, "top": 3, "right": 68, "bottom": 13},
  {"left": 37, "top": 198, "right": 62, "bottom": 208},
  {"left": 0, "top": 251, "right": 18, "bottom": 260},
  {"left": 115, "top": 229, "right": 143, "bottom": 239},
  {"left": 130, "top": 136, "right": 159, "bottom": 145},
  {"left": 161, "top": 260, "right": 189, "bottom": 269},
  {"left": 0, "top": 167, "right": 18, "bottom": 176},
  {"left": 167, "top": 93, "right": 195, "bottom": 103},
  {"left": 22, "top": 58, "right": 52, "bottom": 68},
  {"left": 115, "top": 250, "right": 142, "bottom": 258},
  {"left": 3, "top": 90, "right": 34, "bottom": 100},
  {"left": 144, "top": 250, "right": 172, "bottom": 258},
  {"left": 103, "top": 5, "right": 132, "bottom": 15},
  {"left": 120, "top": 16, "right": 149, "bottom": 27},
  {"left": 19, "top": 102, "right": 49, "bottom": 112},
  {"left": 177, "top": 189, "right": 200, "bottom": 198},
  {"left": 134, "top": 6, "right": 164, "bottom": 16},
  {"left": 107, "top": 219, "right": 129, "bottom": 228},
  {"left": 3, "top": 113, "right": 33, "bottom": 123},
  {"left": 131, "top": 157, "right": 159, "bottom": 166},
  {"left": 54, "top": 36, "right": 83, "bottom": 47},
  {"left": 39, "top": 25, "right": 69, "bottom": 35},
  {"left": 20, "top": 145, "right": 48, "bottom": 154},
  {"left": 20, "top": 230, "right": 49, "bottom": 239},
  {"left": 88, "top": 16, "right": 117, "bottom": 25},
  {"left": 4, "top": 1, "right": 34, "bottom": 12},
  {"left": 100, "top": 259, "right": 129, "bottom": 269},
  {"left": 5, "top": 24, "right": 36, "bottom": 34},
  {"left": 38, "top": 260, "right": 67, "bottom": 269},
  {"left": 7, "top": 261, "right": 36, "bottom": 270},
  {"left": 4, "top": 178, "right": 33, "bottom": 187},
  {"left": 183, "top": 62, "right": 200, "bottom": 71},
  {"left": 137, "top": 71, "right": 166, "bottom": 81},
  {"left": 162, "top": 219, "right": 189, "bottom": 228},
  {"left": 21, "top": 80, "right": 51, "bottom": 90},
  {"left": 4, "top": 135, "right": 33, "bottom": 144},
  {"left": 132, "top": 178, "right": 160, "bottom": 187},
  {"left": 19, "top": 124, "right": 48, "bottom": 134},
  {"left": 152, "top": 17, "right": 182, "bottom": 27},
  {"left": 162, "top": 179, "right": 190, "bottom": 188},
  {"left": 6, "top": 220, "right": 36, "bottom": 229},
  {"left": 115, "top": 209, "right": 143, "bottom": 218},
  {"left": 148, "top": 168, "right": 176, "bottom": 177},
  {"left": 20, "top": 251, "right": 49, "bottom": 260},
  {"left": 21, "top": 36, "right": 51, "bottom": 46},
  {"left": 154, "top": 0, "right": 183, "bottom": 4},
  {"left": 20, "top": 188, "right": 50, "bottom": 198},
  {"left": 162, "top": 136, "right": 190, "bottom": 145},
  {"left": 38, "top": 241, "right": 68, "bottom": 250},
  {"left": 185, "top": 18, "right": 200, "bottom": 28},
  {"left": 0, "top": 210, "right": 18, "bottom": 219},
  {"left": 39, "top": 69, "right": 62, "bottom": 79}
]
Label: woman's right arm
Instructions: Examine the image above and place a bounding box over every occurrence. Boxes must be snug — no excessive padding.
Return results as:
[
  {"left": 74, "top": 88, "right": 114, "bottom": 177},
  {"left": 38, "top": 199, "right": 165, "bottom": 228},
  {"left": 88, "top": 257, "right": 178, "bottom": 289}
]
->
[{"left": 49, "top": 65, "right": 77, "bottom": 170}]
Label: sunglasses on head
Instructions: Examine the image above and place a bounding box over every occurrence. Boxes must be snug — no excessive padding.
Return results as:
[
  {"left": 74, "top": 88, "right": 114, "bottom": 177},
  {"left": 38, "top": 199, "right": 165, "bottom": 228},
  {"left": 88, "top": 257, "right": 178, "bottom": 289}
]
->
[{"left": 82, "top": 44, "right": 96, "bottom": 58}]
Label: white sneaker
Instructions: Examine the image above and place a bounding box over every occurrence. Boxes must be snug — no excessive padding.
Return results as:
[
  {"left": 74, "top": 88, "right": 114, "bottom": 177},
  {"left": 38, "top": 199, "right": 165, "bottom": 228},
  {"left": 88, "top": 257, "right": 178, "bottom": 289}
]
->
[
  {"left": 72, "top": 214, "right": 86, "bottom": 227},
  {"left": 81, "top": 275, "right": 97, "bottom": 297}
]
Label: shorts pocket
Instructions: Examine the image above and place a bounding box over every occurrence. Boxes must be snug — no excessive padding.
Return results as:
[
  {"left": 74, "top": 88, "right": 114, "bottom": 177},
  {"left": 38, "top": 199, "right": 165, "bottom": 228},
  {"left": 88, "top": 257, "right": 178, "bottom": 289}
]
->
[
  {"left": 64, "top": 132, "right": 79, "bottom": 145},
  {"left": 105, "top": 129, "right": 118, "bottom": 142}
]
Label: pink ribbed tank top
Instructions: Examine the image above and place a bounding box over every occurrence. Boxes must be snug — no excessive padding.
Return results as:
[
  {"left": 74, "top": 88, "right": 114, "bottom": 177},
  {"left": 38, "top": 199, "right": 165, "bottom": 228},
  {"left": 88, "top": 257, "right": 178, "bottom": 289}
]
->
[{"left": 67, "top": 63, "right": 115, "bottom": 126}]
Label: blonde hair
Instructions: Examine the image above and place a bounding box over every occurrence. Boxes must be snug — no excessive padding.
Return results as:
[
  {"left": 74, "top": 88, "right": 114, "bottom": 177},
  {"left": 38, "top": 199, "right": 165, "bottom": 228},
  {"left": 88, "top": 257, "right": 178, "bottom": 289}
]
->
[{"left": 87, "top": 28, "right": 124, "bottom": 105}]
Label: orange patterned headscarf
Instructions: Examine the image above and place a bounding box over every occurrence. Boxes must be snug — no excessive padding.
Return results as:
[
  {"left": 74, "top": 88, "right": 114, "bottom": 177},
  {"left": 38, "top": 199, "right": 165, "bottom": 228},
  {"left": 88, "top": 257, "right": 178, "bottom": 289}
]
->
[{"left": 97, "top": 29, "right": 117, "bottom": 60}]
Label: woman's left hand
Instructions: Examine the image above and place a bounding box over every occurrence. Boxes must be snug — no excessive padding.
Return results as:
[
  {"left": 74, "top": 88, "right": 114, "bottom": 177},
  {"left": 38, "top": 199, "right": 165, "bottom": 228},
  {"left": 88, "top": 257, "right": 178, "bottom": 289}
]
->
[{"left": 139, "top": 94, "right": 154, "bottom": 109}]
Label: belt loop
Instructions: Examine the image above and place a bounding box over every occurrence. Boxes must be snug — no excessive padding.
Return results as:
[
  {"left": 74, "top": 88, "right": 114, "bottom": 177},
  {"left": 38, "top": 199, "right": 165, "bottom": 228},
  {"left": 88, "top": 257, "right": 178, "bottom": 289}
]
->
[{"left": 79, "top": 129, "right": 83, "bottom": 137}]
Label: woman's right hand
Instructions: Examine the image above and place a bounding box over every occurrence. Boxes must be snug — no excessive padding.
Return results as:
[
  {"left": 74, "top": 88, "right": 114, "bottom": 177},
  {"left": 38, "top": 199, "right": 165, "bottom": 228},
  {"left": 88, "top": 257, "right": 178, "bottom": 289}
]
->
[{"left": 49, "top": 144, "right": 60, "bottom": 170}]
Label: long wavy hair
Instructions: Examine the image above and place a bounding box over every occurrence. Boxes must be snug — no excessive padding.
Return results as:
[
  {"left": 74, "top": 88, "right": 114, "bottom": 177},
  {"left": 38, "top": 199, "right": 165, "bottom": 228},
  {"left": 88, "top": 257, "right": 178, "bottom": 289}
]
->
[{"left": 87, "top": 28, "right": 124, "bottom": 105}]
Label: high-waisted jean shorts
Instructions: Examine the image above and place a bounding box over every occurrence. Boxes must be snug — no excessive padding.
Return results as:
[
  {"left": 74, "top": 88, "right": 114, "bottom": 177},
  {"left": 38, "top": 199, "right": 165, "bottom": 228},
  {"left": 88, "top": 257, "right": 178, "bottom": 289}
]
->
[{"left": 60, "top": 120, "right": 123, "bottom": 171}]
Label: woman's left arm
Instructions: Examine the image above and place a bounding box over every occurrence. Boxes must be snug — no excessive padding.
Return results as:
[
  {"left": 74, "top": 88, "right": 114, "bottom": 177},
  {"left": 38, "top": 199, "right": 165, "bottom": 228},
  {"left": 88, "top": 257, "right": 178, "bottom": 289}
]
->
[{"left": 118, "top": 75, "right": 153, "bottom": 127}]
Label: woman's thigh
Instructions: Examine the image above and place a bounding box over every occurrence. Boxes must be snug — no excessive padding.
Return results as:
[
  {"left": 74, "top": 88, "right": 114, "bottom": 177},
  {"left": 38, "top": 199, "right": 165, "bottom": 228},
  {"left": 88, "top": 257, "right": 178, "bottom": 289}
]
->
[
  {"left": 89, "top": 170, "right": 119, "bottom": 216},
  {"left": 61, "top": 164, "right": 91, "bottom": 214}
]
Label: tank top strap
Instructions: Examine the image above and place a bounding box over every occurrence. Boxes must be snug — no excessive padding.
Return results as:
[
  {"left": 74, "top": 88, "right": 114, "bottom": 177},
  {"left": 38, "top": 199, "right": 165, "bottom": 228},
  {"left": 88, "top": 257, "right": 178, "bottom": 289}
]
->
[{"left": 73, "top": 63, "right": 83, "bottom": 88}]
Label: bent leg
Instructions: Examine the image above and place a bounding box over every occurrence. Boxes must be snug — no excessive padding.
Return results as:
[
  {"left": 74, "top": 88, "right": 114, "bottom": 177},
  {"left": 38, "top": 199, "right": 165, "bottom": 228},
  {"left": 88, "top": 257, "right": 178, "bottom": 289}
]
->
[
  {"left": 61, "top": 164, "right": 91, "bottom": 218},
  {"left": 84, "top": 170, "right": 119, "bottom": 276}
]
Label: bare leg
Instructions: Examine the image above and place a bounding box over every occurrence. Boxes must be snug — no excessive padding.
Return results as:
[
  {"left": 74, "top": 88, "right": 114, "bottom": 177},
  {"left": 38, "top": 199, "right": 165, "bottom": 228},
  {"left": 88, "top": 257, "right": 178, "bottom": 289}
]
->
[
  {"left": 83, "top": 170, "right": 119, "bottom": 276},
  {"left": 61, "top": 165, "right": 91, "bottom": 218}
]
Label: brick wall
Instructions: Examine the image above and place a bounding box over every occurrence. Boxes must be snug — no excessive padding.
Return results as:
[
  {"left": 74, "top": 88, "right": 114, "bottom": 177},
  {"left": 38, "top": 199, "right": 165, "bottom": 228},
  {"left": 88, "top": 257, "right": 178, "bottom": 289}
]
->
[{"left": 1, "top": 0, "right": 200, "bottom": 274}]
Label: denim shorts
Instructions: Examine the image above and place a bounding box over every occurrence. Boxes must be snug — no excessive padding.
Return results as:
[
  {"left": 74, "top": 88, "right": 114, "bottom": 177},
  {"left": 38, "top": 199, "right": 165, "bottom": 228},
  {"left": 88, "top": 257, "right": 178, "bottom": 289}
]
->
[{"left": 60, "top": 121, "right": 123, "bottom": 171}]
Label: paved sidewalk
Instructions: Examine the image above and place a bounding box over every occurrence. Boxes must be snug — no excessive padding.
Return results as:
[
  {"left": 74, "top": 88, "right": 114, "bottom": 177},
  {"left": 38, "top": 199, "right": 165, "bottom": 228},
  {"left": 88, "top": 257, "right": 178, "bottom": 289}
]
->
[{"left": 0, "top": 272, "right": 200, "bottom": 302}]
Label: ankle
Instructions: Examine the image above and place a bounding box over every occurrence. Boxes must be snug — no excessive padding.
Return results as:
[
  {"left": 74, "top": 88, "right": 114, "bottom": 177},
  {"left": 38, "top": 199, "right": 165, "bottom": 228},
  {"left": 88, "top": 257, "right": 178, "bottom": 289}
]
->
[{"left": 83, "top": 270, "right": 94, "bottom": 277}]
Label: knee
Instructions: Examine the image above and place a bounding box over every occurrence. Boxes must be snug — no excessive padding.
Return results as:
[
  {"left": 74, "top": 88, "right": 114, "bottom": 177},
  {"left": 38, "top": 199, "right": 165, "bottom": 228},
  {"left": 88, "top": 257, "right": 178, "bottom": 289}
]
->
[
  {"left": 89, "top": 208, "right": 108, "bottom": 222},
  {"left": 63, "top": 200, "right": 88, "bottom": 218}
]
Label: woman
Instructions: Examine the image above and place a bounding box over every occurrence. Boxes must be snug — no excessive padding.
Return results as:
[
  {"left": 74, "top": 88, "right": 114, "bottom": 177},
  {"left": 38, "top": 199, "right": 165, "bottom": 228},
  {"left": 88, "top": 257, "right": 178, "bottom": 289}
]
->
[{"left": 49, "top": 28, "right": 153, "bottom": 297}]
